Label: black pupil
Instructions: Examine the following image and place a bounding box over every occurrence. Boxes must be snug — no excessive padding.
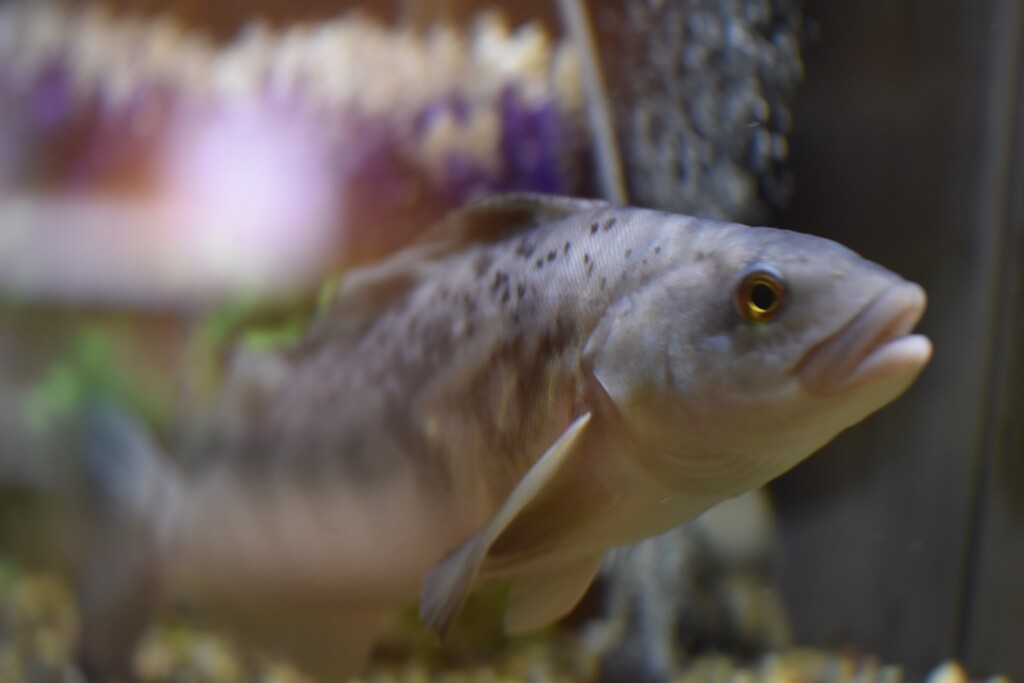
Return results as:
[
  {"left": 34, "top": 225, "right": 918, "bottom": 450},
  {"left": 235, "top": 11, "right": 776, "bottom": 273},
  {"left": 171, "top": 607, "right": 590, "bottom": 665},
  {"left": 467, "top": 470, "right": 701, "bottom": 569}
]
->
[{"left": 751, "top": 281, "right": 777, "bottom": 311}]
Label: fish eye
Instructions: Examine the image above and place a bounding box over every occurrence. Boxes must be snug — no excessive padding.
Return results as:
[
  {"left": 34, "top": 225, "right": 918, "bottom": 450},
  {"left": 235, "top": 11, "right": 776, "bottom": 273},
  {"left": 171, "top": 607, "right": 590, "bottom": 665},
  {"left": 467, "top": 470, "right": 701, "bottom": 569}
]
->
[{"left": 735, "top": 267, "right": 786, "bottom": 322}]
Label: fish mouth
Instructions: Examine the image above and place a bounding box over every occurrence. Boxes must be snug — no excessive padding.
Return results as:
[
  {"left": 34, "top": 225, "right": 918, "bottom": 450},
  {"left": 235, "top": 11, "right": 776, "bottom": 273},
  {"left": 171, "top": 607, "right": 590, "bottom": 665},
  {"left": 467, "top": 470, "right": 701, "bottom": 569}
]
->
[{"left": 797, "top": 282, "right": 932, "bottom": 397}]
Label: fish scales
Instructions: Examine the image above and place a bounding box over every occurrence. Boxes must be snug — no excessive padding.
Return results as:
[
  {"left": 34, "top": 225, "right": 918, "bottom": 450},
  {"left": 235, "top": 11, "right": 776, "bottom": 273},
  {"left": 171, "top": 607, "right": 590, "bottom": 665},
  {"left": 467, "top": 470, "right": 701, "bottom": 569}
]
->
[
  {"left": 72, "top": 193, "right": 931, "bottom": 682},
  {"left": 226, "top": 201, "right": 701, "bottom": 502}
]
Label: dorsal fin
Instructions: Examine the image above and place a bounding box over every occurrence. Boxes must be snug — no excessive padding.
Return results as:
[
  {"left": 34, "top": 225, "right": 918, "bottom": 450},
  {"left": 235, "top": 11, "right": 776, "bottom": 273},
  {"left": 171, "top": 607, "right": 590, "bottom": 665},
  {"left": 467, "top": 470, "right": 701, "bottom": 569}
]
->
[
  {"left": 325, "top": 193, "right": 609, "bottom": 324},
  {"left": 428, "top": 192, "right": 609, "bottom": 249}
]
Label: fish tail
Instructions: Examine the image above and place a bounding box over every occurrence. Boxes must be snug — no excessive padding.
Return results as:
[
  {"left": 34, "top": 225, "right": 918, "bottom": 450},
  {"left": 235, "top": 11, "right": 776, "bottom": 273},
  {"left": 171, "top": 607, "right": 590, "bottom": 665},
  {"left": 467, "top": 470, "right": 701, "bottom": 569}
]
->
[
  {"left": 81, "top": 404, "right": 181, "bottom": 522},
  {"left": 75, "top": 404, "right": 181, "bottom": 682}
]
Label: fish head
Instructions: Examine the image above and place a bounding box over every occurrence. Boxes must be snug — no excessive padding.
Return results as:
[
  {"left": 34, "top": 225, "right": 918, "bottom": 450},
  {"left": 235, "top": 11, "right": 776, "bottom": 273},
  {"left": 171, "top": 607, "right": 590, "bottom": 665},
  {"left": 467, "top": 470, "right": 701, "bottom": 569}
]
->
[{"left": 587, "top": 222, "right": 932, "bottom": 494}]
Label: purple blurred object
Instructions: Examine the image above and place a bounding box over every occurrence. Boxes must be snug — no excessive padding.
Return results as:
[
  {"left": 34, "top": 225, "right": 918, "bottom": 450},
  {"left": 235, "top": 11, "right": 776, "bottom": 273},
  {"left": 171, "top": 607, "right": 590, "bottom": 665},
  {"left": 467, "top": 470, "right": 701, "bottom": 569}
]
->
[{"left": 0, "top": 4, "right": 589, "bottom": 307}]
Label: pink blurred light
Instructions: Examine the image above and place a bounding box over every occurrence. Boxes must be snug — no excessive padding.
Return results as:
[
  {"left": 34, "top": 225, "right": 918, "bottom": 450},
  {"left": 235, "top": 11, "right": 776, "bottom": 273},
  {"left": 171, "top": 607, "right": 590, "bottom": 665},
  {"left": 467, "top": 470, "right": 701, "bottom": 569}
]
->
[
  {"left": 161, "top": 104, "right": 342, "bottom": 293},
  {"left": 0, "top": 104, "right": 345, "bottom": 307}
]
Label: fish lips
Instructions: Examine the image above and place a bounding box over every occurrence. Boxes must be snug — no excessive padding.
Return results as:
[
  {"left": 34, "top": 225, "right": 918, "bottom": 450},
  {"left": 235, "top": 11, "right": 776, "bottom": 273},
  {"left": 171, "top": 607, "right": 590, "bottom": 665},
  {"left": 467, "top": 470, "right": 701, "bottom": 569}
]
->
[{"left": 797, "top": 281, "right": 932, "bottom": 397}]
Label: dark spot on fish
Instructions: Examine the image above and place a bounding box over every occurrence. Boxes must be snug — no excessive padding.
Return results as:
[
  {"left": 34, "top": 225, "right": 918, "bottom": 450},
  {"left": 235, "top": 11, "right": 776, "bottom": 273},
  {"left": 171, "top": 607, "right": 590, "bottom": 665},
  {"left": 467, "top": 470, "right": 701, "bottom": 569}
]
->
[
  {"left": 602, "top": 217, "right": 617, "bottom": 231},
  {"left": 462, "top": 293, "right": 477, "bottom": 316},
  {"left": 563, "top": 242, "right": 571, "bottom": 255},
  {"left": 501, "top": 289, "right": 511, "bottom": 305},
  {"left": 474, "top": 253, "right": 493, "bottom": 277},
  {"left": 696, "top": 251, "right": 706, "bottom": 261},
  {"left": 590, "top": 222, "right": 599, "bottom": 235},
  {"left": 654, "top": 246, "right": 662, "bottom": 255},
  {"left": 547, "top": 250, "right": 556, "bottom": 262},
  {"left": 535, "top": 258, "right": 544, "bottom": 269},
  {"left": 517, "top": 283, "right": 526, "bottom": 299},
  {"left": 583, "top": 253, "right": 591, "bottom": 264},
  {"left": 516, "top": 238, "right": 537, "bottom": 259},
  {"left": 625, "top": 248, "right": 632, "bottom": 258},
  {"left": 491, "top": 270, "right": 509, "bottom": 294}
]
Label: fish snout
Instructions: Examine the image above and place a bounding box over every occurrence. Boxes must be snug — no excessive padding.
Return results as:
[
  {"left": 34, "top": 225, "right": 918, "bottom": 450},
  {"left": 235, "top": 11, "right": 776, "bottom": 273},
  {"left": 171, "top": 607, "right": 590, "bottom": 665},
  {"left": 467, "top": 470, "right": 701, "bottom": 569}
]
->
[{"left": 796, "top": 281, "right": 931, "bottom": 397}]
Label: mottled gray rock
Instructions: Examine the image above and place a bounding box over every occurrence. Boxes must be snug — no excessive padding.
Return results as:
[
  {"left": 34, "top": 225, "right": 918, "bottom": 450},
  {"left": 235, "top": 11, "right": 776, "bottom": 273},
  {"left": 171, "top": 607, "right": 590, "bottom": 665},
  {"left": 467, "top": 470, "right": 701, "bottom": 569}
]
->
[{"left": 595, "top": 0, "right": 804, "bottom": 221}]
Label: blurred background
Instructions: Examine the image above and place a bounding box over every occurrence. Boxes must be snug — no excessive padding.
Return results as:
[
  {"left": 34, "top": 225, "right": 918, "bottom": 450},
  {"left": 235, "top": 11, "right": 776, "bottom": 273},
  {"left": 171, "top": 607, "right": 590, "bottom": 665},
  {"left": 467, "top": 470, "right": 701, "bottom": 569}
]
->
[{"left": 773, "top": 0, "right": 1023, "bottom": 679}]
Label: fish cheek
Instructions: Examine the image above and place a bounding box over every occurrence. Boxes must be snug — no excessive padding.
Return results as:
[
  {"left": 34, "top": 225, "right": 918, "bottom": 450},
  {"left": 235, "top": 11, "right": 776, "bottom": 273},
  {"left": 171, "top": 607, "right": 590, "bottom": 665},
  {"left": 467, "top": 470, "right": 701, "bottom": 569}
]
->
[{"left": 582, "top": 295, "right": 696, "bottom": 444}]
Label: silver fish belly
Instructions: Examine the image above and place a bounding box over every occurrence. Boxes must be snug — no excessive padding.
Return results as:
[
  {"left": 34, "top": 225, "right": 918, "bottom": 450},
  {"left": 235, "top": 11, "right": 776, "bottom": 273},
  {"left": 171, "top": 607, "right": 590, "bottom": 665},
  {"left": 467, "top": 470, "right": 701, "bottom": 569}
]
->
[{"left": 80, "top": 193, "right": 931, "bottom": 680}]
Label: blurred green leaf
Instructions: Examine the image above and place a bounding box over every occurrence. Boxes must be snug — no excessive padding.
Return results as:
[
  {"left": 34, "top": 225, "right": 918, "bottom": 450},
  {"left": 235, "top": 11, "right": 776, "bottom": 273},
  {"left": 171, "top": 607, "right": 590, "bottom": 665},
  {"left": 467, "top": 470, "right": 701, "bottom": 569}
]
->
[{"left": 22, "top": 328, "right": 169, "bottom": 433}]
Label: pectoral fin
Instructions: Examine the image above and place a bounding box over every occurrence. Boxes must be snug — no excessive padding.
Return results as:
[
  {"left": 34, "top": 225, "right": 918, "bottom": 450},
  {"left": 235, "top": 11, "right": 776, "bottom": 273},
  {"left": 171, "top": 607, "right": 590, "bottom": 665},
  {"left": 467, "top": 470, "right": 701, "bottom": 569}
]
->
[{"left": 420, "top": 412, "right": 595, "bottom": 635}]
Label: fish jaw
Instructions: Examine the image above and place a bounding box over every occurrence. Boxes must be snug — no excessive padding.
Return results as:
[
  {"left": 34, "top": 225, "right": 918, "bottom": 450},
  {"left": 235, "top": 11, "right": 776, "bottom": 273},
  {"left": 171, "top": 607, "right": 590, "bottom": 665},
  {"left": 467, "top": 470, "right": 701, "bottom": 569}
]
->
[{"left": 797, "top": 281, "right": 931, "bottom": 398}]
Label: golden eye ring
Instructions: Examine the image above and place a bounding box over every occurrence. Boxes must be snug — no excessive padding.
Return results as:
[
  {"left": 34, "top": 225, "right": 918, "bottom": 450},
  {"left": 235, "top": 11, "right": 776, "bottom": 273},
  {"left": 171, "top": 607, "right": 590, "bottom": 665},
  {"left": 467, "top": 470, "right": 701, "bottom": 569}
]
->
[{"left": 735, "top": 267, "right": 786, "bottom": 322}]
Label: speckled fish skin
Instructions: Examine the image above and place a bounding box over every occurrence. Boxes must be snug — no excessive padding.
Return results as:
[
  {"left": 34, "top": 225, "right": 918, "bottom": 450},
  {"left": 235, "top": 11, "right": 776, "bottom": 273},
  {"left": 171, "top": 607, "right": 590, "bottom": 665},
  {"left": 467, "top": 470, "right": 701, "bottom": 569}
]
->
[{"left": 81, "top": 193, "right": 930, "bottom": 681}]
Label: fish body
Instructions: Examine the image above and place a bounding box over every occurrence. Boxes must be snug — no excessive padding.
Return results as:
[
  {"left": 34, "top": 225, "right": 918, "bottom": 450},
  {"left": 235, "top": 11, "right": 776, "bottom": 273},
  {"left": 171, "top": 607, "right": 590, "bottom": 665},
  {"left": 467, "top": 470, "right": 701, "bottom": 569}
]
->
[{"left": 78, "top": 194, "right": 931, "bottom": 680}]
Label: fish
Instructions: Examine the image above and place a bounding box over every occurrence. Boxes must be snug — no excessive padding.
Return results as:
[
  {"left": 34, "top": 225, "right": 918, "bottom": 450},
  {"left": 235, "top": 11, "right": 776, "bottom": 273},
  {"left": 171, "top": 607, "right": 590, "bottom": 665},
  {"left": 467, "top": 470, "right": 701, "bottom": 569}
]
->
[{"left": 76, "top": 193, "right": 931, "bottom": 681}]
